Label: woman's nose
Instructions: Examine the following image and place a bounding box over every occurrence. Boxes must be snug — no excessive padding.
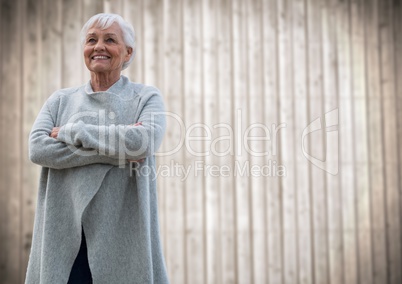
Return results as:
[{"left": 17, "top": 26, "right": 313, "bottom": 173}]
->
[{"left": 94, "top": 40, "right": 105, "bottom": 51}]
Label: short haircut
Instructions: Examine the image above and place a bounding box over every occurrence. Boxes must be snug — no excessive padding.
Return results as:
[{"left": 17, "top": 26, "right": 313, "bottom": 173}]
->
[{"left": 81, "top": 13, "right": 135, "bottom": 70}]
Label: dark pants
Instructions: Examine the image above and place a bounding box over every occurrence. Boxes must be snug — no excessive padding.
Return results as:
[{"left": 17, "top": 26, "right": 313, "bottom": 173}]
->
[{"left": 68, "top": 228, "right": 93, "bottom": 284}]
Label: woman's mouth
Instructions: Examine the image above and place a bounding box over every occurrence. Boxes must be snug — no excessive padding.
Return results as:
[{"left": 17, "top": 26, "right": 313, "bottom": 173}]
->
[{"left": 92, "top": 55, "right": 110, "bottom": 60}]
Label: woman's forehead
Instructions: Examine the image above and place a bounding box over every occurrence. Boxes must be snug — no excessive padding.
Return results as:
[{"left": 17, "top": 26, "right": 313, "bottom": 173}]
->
[{"left": 87, "top": 22, "right": 122, "bottom": 36}]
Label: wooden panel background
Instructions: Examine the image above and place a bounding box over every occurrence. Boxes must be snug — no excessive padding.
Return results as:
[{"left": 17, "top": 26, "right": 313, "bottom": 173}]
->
[{"left": 0, "top": 0, "right": 401, "bottom": 283}]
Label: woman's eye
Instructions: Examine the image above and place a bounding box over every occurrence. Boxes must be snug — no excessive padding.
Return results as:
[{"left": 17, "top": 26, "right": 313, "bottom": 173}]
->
[
  {"left": 106, "top": 38, "right": 115, "bottom": 43},
  {"left": 87, "top": 38, "right": 96, "bottom": 43}
]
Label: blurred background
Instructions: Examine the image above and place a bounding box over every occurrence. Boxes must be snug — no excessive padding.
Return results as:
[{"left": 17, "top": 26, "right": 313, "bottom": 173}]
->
[{"left": 0, "top": 0, "right": 401, "bottom": 283}]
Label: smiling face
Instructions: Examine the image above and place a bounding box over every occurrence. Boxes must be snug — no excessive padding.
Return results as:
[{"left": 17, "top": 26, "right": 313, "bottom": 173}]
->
[{"left": 83, "top": 22, "right": 132, "bottom": 76}]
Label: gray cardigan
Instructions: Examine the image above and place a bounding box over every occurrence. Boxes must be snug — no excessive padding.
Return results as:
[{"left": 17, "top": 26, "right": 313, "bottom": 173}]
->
[{"left": 25, "top": 75, "right": 169, "bottom": 284}]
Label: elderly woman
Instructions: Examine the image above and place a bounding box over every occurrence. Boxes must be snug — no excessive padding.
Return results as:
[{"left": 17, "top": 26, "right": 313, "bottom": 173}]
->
[{"left": 25, "top": 13, "right": 169, "bottom": 284}]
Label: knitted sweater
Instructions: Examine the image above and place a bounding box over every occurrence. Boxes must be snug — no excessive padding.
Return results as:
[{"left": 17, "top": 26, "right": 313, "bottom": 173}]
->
[{"left": 25, "top": 75, "right": 169, "bottom": 284}]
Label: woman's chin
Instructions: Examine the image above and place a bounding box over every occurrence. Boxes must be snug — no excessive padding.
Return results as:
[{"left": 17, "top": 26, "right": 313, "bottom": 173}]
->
[{"left": 89, "top": 66, "right": 112, "bottom": 74}]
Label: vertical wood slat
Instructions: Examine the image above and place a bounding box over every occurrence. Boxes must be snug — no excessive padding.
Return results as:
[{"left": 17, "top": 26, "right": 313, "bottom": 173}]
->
[
  {"left": 81, "top": 0, "right": 104, "bottom": 28},
  {"left": 379, "top": 0, "right": 402, "bottom": 283},
  {"left": 232, "top": 0, "right": 252, "bottom": 283},
  {"left": 216, "top": 0, "right": 237, "bottom": 283},
  {"left": 350, "top": 0, "right": 373, "bottom": 283},
  {"left": 142, "top": 0, "right": 161, "bottom": 87},
  {"left": 306, "top": 0, "right": 329, "bottom": 283},
  {"left": 21, "top": 0, "right": 42, "bottom": 275},
  {"left": 365, "top": 0, "right": 388, "bottom": 283},
  {"left": 277, "top": 0, "right": 298, "bottom": 283},
  {"left": 0, "top": 0, "right": 4, "bottom": 278},
  {"left": 41, "top": 0, "right": 62, "bottom": 100},
  {"left": 201, "top": 0, "right": 221, "bottom": 283},
  {"left": 103, "top": 0, "right": 122, "bottom": 14},
  {"left": 263, "top": 0, "right": 283, "bottom": 283},
  {"left": 162, "top": 0, "right": 186, "bottom": 283},
  {"left": 293, "top": 0, "right": 313, "bottom": 283},
  {"left": 61, "top": 0, "right": 82, "bottom": 88},
  {"left": 0, "top": 0, "right": 23, "bottom": 282},
  {"left": 395, "top": 2, "right": 402, "bottom": 284},
  {"left": 323, "top": 0, "right": 343, "bottom": 283},
  {"left": 183, "top": 0, "right": 204, "bottom": 283},
  {"left": 247, "top": 0, "right": 268, "bottom": 282},
  {"left": 124, "top": 0, "right": 143, "bottom": 83},
  {"left": 0, "top": 0, "right": 5, "bottom": 280},
  {"left": 336, "top": 1, "right": 360, "bottom": 284}
]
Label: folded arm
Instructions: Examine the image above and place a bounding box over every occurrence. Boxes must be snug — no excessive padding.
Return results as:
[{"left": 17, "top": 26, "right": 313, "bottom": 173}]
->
[
  {"left": 29, "top": 101, "right": 124, "bottom": 169},
  {"left": 56, "top": 93, "right": 166, "bottom": 162}
]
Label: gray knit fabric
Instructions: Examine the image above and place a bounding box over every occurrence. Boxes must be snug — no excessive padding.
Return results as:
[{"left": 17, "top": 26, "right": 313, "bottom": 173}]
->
[{"left": 25, "top": 75, "right": 169, "bottom": 284}]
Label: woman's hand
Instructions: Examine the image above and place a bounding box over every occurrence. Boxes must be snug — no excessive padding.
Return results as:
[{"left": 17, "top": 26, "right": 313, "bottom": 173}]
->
[{"left": 50, "top": 127, "right": 60, "bottom": 138}]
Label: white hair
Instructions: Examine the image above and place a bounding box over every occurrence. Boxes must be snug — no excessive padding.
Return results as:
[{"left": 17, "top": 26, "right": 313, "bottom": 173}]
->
[{"left": 80, "top": 13, "right": 135, "bottom": 70}]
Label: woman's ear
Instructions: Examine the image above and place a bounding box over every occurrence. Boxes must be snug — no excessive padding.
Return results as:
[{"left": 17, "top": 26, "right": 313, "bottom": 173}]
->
[{"left": 125, "top": 47, "right": 133, "bottom": 61}]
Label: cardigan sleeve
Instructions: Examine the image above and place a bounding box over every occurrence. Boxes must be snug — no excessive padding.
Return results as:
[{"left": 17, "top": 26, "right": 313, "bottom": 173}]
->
[
  {"left": 29, "top": 99, "right": 125, "bottom": 170},
  {"left": 56, "top": 91, "right": 166, "bottom": 162}
]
